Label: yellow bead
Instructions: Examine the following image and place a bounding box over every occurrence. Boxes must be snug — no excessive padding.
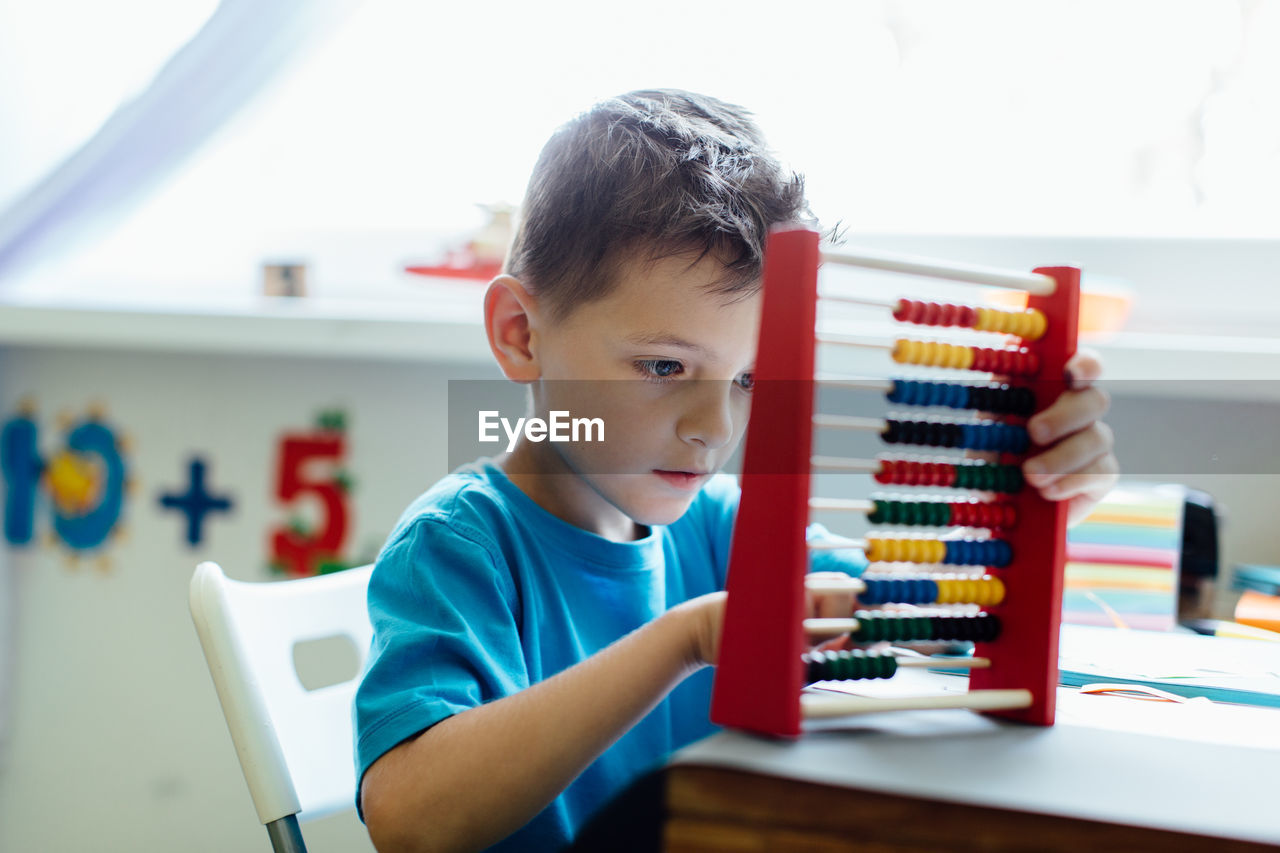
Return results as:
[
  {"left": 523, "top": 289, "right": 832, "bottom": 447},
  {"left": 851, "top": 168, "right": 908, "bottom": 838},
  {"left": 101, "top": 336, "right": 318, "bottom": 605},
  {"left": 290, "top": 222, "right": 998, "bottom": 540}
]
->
[
  {"left": 1028, "top": 309, "right": 1047, "bottom": 340},
  {"left": 988, "top": 575, "right": 1006, "bottom": 605},
  {"left": 975, "top": 307, "right": 994, "bottom": 332}
]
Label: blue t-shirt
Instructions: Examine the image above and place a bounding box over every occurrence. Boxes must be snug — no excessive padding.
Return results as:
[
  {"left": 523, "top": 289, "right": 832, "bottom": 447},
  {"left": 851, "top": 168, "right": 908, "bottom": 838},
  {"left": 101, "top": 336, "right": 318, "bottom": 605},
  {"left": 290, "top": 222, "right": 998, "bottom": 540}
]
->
[{"left": 354, "top": 458, "right": 863, "bottom": 851}]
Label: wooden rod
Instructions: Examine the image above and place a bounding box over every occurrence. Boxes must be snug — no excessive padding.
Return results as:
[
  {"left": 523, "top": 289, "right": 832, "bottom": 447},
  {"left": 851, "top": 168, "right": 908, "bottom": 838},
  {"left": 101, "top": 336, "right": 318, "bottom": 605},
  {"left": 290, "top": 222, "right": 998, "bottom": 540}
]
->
[
  {"left": 819, "top": 292, "right": 898, "bottom": 309},
  {"left": 803, "top": 617, "right": 860, "bottom": 637},
  {"left": 800, "top": 688, "right": 1034, "bottom": 719},
  {"left": 812, "top": 413, "right": 887, "bottom": 433},
  {"left": 895, "top": 656, "right": 991, "bottom": 670},
  {"left": 810, "top": 456, "right": 880, "bottom": 473},
  {"left": 804, "top": 575, "right": 865, "bottom": 594},
  {"left": 816, "top": 333, "right": 893, "bottom": 350},
  {"left": 815, "top": 376, "right": 894, "bottom": 393},
  {"left": 807, "top": 539, "right": 868, "bottom": 552},
  {"left": 808, "top": 497, "right": 876, "bottom": 513},
  {"left": 820, "top": 247, "right": 1056, "bottom": 295}
]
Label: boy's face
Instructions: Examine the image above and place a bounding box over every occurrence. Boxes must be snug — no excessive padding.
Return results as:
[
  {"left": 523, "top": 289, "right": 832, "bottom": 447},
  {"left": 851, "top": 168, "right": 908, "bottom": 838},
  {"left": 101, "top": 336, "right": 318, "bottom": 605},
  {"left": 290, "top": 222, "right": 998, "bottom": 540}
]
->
[{"left": 522, "top": 251, "right": 760, "bottom": 533}]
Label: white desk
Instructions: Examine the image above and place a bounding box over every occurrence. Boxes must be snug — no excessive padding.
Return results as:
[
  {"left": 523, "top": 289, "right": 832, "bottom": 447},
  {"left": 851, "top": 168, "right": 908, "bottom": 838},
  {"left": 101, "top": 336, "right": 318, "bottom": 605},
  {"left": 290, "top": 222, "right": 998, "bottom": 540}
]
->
[{"left": 665, "top": 626, "right": 1280, "bottom": 850}]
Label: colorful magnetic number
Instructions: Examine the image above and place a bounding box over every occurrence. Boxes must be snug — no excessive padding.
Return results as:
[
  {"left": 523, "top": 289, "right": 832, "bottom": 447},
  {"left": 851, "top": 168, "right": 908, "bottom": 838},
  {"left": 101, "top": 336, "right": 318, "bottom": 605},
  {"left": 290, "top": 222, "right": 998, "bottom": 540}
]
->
[
  {"left": 268, "top": 430, "right": 351, "bottom": 577},
  {"left": 2, "top": 414, "right": 127, "bottom": 550}
]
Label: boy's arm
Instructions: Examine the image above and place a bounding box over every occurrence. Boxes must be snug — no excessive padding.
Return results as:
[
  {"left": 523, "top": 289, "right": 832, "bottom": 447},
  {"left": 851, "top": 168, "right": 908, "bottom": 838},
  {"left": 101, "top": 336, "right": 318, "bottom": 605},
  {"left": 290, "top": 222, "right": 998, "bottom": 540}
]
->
[{"left": 361, "top": 590, "right": 724, "bottom": 853}]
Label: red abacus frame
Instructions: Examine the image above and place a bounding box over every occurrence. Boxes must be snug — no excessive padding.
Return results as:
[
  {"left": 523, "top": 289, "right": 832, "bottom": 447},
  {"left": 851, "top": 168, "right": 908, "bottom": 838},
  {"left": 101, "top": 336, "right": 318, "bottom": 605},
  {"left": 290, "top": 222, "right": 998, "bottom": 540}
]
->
[{"left": 710, "top": 226, "right": 1080, "bottom": 737}]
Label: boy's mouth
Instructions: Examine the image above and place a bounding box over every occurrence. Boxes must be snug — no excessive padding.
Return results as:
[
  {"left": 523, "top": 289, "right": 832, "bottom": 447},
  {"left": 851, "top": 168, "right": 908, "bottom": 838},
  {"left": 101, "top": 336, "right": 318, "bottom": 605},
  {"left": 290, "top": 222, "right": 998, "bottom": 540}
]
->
[{"left": 653, "top": 469, "right": 710, "bottom": 490}]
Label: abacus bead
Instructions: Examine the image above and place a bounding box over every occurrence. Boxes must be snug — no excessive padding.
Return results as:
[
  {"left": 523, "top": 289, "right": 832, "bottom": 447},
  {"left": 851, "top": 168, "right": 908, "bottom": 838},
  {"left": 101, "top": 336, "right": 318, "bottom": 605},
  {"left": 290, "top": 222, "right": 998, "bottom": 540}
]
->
[
  {"left": 868, "top": 499, "right": 886, "bottom": 524},
  {"left": 861, "top": 578, "right": 884, "bottom": 604},
  {"left": 923, "top": 578, "right": 940, "bottom": 603}
]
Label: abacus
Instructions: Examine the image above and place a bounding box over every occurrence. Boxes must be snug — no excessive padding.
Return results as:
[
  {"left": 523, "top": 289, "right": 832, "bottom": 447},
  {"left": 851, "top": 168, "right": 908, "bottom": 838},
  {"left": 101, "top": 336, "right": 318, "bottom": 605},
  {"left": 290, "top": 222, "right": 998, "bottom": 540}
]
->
[{"left": 710, "top": 226, "right": 1079, "bottom": 737}]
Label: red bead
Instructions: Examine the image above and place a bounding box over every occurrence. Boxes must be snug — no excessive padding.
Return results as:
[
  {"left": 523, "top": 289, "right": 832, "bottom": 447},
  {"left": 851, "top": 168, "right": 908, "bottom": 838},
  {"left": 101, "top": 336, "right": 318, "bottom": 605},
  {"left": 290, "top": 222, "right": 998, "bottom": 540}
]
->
[{"left": 893, "top": 299, "right": 911, "bottom": 322}]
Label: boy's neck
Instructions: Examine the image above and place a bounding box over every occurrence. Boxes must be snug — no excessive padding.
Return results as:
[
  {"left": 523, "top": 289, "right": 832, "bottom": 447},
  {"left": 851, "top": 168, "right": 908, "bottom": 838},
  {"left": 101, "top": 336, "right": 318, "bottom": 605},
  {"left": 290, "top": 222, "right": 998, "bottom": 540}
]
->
[{"left": 497, "top": 442, "right": 648, "bottom": 543}]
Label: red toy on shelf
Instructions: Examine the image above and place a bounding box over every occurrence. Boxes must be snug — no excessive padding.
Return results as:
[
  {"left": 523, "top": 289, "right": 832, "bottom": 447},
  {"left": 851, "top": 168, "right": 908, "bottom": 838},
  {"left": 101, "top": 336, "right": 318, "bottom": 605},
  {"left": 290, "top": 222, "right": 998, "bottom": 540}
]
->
[
  {"left": 710, "top": 226, "right": 1080, "bottom": 737},
  {"left": 404, "top": 204, "right": 513, "bottom": 282}
]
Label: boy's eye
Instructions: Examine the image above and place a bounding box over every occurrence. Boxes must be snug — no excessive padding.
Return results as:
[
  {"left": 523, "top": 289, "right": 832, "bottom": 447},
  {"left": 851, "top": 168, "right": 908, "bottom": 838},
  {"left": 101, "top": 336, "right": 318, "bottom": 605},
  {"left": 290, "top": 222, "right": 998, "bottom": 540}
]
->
[
  {"left": 634, "top": 359, "right": 684, "bottom": 382},
  {"left": 736, "top": 372, "right": 755, "bottom": 392}
]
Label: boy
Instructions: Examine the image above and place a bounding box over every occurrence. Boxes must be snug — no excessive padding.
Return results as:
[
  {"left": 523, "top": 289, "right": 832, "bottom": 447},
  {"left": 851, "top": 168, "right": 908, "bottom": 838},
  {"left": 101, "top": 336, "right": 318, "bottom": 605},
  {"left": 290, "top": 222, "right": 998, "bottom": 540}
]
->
[{"left": 355, "top": 90, "right": 1118, "bottom": 853}]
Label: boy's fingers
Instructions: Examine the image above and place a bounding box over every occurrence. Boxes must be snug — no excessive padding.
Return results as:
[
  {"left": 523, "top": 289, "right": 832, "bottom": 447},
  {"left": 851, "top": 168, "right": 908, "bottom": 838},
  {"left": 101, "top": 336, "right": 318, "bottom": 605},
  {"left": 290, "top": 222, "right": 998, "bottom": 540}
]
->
[
  {"left": 806, "top": 571, "right": 857, "bottom": 618},
  {"left": 1027, "top": 386, "right": 1110, "bottom": 446},
  {"left": 1064, "top": 348, "right": 1104, "bottom": 388},
  {"left": 1066, "top": 484, "right": 1118, "bottom": 526},
  {"left": 1038, "top": 454, "right": 1120, "bottom": 502},
  {"left": 1023, "top": 422, "right": 1115, "bottom": 486}
]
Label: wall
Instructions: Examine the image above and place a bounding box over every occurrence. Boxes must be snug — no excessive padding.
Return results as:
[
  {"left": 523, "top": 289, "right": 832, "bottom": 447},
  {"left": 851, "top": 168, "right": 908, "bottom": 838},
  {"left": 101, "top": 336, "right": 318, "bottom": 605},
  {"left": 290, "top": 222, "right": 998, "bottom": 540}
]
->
[
  {"left": 1, "top": 273, "right": 1275, "bottom": 850},
  {"left": 0, "top": 343, "right": 500, "bottom": 852}
]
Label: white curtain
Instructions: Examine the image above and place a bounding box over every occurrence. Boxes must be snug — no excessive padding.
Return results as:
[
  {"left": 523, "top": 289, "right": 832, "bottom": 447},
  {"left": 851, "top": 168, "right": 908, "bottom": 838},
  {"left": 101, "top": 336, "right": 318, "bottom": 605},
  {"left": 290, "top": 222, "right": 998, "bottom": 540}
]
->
[{"left": 0, "top": 0, "right": 362, "bottom": 285}]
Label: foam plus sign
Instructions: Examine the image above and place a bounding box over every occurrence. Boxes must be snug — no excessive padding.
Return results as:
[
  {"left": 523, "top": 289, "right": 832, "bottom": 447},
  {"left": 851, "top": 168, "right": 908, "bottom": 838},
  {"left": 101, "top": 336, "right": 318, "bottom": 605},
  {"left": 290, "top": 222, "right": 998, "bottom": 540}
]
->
[{"left": 159, "top": 458, "right": 233, "bottom": 546}]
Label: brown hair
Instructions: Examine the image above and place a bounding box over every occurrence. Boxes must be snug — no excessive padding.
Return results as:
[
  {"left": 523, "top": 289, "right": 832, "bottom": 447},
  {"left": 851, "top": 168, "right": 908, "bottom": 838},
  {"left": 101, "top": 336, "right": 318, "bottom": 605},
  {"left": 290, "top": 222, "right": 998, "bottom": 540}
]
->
[{"left": 505, "top": 89, "right": 812, "bottom": 321}]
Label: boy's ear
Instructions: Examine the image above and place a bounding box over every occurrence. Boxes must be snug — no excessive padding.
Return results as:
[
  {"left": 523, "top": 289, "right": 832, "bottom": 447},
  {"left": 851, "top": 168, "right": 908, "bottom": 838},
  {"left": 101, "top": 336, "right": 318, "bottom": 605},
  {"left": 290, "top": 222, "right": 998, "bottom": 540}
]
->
[{"left": 484, "top": 275, "right": 541, "bottom": 382}]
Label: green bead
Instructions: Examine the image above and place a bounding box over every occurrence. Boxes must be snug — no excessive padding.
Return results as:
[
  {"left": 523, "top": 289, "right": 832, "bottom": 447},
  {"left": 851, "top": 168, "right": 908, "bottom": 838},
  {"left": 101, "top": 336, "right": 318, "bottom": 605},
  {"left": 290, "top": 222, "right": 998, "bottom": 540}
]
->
[{"left": 868, "top": 500, "right": 886, "bottom": 524}]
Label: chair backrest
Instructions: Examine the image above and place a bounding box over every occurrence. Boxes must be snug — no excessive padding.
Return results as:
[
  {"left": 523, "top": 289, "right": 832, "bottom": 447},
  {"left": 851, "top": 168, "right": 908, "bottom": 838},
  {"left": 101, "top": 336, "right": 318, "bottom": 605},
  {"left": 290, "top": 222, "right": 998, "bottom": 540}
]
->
[{"left": 189, "top": 561, "right": 374, "bottom": 830}]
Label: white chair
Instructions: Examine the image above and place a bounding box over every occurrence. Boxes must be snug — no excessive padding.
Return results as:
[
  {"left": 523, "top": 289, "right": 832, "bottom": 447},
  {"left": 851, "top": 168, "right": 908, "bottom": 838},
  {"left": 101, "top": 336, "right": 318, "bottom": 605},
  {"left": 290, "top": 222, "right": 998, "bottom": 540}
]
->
[{"left": 189, "top": 561, "right": 375, "bottom": 853}]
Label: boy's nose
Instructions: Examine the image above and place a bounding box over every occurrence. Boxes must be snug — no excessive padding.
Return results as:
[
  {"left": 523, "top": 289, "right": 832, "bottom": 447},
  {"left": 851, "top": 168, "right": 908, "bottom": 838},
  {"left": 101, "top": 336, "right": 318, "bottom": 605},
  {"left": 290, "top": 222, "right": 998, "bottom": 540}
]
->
[{"left": 676, "top": 381, "right": 737, "bottom": 450}]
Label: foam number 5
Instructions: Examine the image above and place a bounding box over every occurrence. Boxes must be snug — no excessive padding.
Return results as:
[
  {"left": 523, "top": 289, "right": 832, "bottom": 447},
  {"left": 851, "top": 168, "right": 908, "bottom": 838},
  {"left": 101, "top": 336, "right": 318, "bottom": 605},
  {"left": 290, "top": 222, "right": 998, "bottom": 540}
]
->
[{"left": 269, "top": 430, "right": 350, "bottom": 577}]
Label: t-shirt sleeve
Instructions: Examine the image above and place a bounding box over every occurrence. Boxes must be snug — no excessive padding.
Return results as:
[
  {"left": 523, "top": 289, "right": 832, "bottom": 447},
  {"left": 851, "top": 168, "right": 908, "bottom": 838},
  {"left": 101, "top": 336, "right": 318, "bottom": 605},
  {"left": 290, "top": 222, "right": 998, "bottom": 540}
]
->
[
  {"left": 806, "top": 521, "right": 869, "bottom": 576},
  {"left": 696, "top": 471, "right": 865, "bottom": 578},
  {"left": 697, "top": 474, "right": 867, "bottom": 580},
  {"left": 353, "top": 513, "right": 523, "bottom": 819},
  {"left": 702, "top": 474, "right": 741, "bottom": 588}
]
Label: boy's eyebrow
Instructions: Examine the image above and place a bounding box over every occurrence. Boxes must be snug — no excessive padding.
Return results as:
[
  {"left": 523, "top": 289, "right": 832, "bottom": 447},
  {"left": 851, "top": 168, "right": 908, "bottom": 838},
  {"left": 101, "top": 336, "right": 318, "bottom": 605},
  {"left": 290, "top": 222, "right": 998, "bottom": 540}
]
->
[{"left": 625, "top": 332, "right": 709, "bottom": 355}]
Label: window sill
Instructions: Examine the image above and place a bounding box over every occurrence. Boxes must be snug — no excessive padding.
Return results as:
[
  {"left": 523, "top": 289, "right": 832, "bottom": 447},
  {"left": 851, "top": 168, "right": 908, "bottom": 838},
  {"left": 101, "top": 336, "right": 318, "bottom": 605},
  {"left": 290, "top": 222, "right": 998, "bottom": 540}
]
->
[{"left": 1, "top": 290, "right": 1277, "bottom": 400}]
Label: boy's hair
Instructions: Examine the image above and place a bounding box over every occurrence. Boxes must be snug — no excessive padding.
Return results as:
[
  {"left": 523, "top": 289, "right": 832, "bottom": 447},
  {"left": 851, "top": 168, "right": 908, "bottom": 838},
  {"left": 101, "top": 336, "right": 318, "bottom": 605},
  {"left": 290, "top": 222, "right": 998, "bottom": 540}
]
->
[{"left": 506, "top": 89, "right": 812, "bottom": 321}]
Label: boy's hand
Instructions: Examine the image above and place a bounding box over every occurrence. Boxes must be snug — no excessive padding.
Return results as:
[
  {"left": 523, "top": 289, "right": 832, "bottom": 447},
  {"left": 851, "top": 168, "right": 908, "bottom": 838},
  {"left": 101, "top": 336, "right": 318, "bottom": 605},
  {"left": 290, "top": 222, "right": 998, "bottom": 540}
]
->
[
  {"left": 677, "top": 590, "right": 727, "bottom": 668},
  {"left": 806, "top": 572, "right": 857, "bottom": 619},
  {"left": 1022, "top": 348, "right": 1119, "bottom": 525}
]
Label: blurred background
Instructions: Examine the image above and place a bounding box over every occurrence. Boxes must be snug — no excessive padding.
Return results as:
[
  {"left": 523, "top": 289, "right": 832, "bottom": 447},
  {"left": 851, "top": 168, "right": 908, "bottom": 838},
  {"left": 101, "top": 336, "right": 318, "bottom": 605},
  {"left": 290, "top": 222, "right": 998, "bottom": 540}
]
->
[{"left": 1, "top": 2, "right": 1278, "bottom": 850}]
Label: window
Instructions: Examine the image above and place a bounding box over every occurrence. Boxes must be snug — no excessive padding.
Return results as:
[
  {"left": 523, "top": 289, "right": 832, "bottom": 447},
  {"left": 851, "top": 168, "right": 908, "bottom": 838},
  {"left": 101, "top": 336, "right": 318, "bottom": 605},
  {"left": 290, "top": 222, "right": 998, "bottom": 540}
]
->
[{"left": 2, "top": 0, "right": 1276, "bottom": 327}]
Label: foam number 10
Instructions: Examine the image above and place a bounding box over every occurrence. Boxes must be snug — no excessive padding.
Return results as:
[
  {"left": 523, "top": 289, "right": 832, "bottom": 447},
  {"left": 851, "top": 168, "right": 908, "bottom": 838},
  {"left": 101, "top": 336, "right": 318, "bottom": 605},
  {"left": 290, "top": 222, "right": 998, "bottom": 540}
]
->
[
  {"left": 1, "top": 415, "right": 40, "bottom": 545},
  {"left": 269, "top": 429, "right": 351, "bottom": 577},
  {"left": 1, "top": 411, "right": 128, "bottom": 551}
]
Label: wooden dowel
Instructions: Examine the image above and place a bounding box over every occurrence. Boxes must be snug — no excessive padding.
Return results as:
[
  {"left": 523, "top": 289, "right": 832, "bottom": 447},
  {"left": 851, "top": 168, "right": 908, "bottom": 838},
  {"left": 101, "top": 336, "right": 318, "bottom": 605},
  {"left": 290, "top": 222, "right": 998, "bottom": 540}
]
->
[
  {"left": 818, "top": 292, "right": 898, "bottom": 309},
  {"left": 800, "top": 688, "right": 1034, "bottom": 719},
  {"left": 810, "top": 456, "right": 880, "bottom": 473},
  {"left": 803, "top": 617, "right": 860, "bottom": 637},
  {"left": 807, "top": 539, "right": 868, "bottom": 552},
  {"left": 812, "top": 413, "right": 887, "bottom": 433},
  {"left": 815, "top": 376, "right": 894, "bottom": 393},
  {"left": 819, "top": 247, "right": 1056, "bottom": 295},
  {"left": 804, "top": 575, "right": 865, "bottom": 594},
  {"left": 808, "top": 497, "right": 876, "bottom": 513},
  {"left": 816, "top": 333, "right": 893, "bottom": 350},
  {"left": 895, "top": 656, "right": 991, "bottom": 670}
]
